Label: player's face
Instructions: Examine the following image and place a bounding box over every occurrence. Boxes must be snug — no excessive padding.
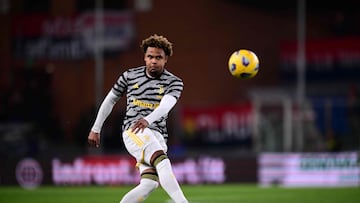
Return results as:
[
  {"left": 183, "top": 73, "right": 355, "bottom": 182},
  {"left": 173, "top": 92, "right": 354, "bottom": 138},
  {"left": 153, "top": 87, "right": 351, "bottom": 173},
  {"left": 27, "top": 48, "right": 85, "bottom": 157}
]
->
[{"left": 144, "top": 47, "right": 168, "bottom": 78}]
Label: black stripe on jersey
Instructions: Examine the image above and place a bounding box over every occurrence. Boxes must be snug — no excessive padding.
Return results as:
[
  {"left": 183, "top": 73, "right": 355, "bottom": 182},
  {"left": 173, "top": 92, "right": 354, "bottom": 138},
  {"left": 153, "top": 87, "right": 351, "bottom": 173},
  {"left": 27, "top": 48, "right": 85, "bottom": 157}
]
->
[
  {"left": 112, "top": 87, "right": 121, "bottom": 95},
  {"left": 132, "top": 95, "right": 165, "bottom": 104},
  {"left": 166, "top": 77, "right": 182, "bottom": 83},
  {"left": 127, "top": 109, "right": 153, "bottom": 118},
  {"left": 137, "top": 78, "right": 154, "bottom": 87},
  {"left": 127, "top": 74, "right": 146, "bottom": 82},
  {"left": 167, "top": 87, "right": 183, "bottom": 93},
  {"left": 119, "top": 78, "right": 127, "bottom": 88},
  {"left": 126, "top": 79, "right": 154, "bottom": 92},
  {"left": 167, "top": 85, "right": 183, "bottom": 91},
  {"left": 112, "top": 74, "right": 127, "bottom": 95},
  {"left": 118, "top": 75, "right": 128, "bottom": 88},
  {"left": 127, "top": 68, "right": 145, "bottom": 78},
  {"left": 167, "top": 80, "right": 183, "bottom": 87},
  {"left": 167, "top": 83, "right": 183, "bottom": 90},
  {"left": 161, "top": 71, "right": 174, "bottom": 77},
  {"left": 131, "top": 85, "right": 158, "bottom": 96},
  {"left": 120, "top": 72, "right": 128, "bottom": 82},
  {"left": 113, "top": 80, "right": 127, "bottom": 91},
  {"left": 128, "top": 66, "right": 145, "bottom": 74}
]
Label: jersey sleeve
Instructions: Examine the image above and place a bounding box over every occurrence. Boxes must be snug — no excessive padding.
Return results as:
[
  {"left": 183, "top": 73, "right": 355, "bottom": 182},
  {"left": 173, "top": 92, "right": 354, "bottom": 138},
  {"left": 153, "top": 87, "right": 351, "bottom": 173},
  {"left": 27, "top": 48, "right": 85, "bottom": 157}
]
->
[
  {"left": 111, "top": 71, "right": 128, "bottom": 97},
  {"left": 91, "top": 90, "right": 120, "bottom": 133},
  {"left": 165, "top": 77, "right": 184, "bottom": 100},
  {"left": 144, "top": 95, "right": 177, "bottom": 125}
]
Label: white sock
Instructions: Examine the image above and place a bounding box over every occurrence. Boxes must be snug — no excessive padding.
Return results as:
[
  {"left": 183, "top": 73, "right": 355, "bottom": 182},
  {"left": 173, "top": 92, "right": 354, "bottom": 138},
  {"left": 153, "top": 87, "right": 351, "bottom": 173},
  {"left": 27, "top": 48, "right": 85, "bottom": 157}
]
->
[
  {"left": 119, "top": 178, "right": 159, "bottom": 203},
  {"left": 156, "top": 159, "right": 188, "bottom": 203}
]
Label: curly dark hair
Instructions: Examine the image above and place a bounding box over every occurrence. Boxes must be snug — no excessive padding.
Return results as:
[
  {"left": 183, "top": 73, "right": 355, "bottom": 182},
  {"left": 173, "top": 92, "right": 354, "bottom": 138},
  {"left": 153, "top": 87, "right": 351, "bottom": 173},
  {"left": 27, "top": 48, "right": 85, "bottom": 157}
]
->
[{"left": 140, "top": 34, "right": 173, "bottom": 56}]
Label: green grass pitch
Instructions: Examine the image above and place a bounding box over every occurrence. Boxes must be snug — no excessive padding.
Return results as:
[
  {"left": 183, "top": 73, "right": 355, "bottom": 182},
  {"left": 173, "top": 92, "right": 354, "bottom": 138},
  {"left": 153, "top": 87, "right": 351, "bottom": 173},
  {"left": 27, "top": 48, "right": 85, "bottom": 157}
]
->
[{"left": 1, "top": 184, "right": 359, "bottom": 203}]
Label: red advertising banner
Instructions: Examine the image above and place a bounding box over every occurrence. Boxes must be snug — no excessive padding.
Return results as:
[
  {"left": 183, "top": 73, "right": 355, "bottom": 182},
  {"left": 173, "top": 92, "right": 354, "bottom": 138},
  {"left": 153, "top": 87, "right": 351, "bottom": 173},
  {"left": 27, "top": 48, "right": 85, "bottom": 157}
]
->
[
  {"left": 280, "top": 37, "right": 360, "bottom": 65},
  {"left": 52, "top": 155, "right": 226, "bottom": 186},
  {"left": 52, "top": 155, "right": 139, "bottom": 185},
  {"left": 3, "top": 155, "right": 258, "bottom": 186},
  {"left": 181, "top": 103, "right": 254, "bottom": 146},
  {"left": 11, "top": 12, "right": 135, "bottom": 60},
  {"left": 280, "top": 37, "right": 360, "bottom": 81}
]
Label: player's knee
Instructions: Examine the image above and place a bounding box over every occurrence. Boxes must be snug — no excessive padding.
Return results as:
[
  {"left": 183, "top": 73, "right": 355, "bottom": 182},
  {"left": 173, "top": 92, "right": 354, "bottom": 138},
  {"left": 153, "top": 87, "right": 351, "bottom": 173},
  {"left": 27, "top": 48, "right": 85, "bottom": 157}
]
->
[
  {"left": 151, "top": 152, "right": 168, "bottom": 167},
  {"left": 140, "top": 177, "right": 159, "bottom": 190}
]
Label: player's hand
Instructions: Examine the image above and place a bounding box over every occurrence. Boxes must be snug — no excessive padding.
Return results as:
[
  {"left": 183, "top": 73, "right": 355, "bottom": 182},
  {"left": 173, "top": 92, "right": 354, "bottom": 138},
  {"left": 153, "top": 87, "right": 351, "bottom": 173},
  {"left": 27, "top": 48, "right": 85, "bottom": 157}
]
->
[
  {"left": 88, "top": 131, "right": 100, "bottom": 148},
  {"left": 131, "top": 118, "right": 149, "bottom": 134}
]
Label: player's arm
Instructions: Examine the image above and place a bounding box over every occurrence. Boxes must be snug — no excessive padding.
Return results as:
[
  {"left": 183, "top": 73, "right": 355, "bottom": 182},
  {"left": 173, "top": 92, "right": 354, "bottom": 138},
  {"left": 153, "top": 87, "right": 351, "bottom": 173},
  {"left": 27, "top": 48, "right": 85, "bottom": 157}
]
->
[
  {"left": 88, "top": 90, "right": 120, "bottom": 147},
  {"left": 131, "top": 94, "right": 177, "bottom": 134}
]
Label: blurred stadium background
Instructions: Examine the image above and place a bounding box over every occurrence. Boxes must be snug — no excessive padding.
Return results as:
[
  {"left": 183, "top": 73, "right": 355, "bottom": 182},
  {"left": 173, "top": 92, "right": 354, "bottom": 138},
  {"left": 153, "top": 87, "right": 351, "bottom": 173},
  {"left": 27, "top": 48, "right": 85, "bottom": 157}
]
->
[{"left": 0, "top": 0, "right": 359, "bottom": 200}]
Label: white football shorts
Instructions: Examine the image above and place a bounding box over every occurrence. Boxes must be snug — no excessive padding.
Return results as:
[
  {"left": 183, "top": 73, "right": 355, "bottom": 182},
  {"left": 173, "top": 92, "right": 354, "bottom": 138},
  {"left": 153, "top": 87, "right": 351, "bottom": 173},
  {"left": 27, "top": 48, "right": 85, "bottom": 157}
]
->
[{"left": 122, "top": 128, "right": 168, "bottom": 173}]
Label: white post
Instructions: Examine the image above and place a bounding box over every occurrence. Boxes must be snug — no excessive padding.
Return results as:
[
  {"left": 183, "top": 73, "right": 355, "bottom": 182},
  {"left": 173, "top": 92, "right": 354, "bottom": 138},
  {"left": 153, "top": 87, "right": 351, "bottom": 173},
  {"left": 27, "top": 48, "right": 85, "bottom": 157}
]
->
[
  {"left": 95, "top": 0, "right": 104, "bottom": 108},
  {"left": 252, "top": 99, "right": 261, "bottom": 153},
  {"left": 296, "top": 0, "right": 306, "bottom": 151},
  {"left": 283, "top": 98, "right": 293, "bottom": 152}
]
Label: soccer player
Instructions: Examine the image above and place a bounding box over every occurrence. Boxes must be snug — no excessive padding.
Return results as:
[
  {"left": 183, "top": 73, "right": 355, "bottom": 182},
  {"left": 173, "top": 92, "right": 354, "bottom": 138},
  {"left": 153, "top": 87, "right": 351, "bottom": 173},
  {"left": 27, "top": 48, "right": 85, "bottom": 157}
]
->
[{"left": 87, "top": 34, "right": 188, "bottom": 203}]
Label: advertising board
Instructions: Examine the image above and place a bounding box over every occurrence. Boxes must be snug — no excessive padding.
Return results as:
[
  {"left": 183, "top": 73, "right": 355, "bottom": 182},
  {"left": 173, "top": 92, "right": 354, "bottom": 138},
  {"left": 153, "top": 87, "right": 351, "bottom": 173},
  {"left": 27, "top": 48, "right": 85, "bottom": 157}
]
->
[{"left": 259, "top": 152, "right": 360, "bottom": 187}]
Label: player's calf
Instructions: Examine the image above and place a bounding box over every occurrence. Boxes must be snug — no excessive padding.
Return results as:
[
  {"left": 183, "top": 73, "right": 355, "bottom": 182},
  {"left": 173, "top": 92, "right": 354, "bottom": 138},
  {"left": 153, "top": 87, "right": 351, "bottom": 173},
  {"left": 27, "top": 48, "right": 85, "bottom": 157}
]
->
[{"left": 152, "top": 152, "right": 188, "bottom": 203}]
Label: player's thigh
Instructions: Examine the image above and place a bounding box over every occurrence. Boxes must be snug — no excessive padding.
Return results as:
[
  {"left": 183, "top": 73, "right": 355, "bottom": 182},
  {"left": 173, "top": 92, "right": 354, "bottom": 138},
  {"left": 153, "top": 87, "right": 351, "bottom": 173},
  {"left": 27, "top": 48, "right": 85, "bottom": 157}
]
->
[{"left": 122, "top": 128, "right": 164, "bottom": 164}]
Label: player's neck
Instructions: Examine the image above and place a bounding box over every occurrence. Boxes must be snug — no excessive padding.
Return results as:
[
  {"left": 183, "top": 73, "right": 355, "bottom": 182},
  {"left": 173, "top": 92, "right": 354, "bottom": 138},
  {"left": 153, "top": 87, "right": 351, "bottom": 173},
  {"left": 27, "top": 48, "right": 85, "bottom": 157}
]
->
[
  {"left": 145, "top": 69, "right": 163, "bottom": 78},
  {"left": 146, "top": 71, "right": 155, "bottom": 78}
]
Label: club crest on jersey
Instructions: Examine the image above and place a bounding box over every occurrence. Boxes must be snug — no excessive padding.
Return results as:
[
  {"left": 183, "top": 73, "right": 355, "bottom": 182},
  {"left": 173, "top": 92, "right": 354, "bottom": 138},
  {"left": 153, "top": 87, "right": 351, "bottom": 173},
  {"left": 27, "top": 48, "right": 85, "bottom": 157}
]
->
[{"left": 157, "top": 85, "right": 164, "bottom": 99}]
